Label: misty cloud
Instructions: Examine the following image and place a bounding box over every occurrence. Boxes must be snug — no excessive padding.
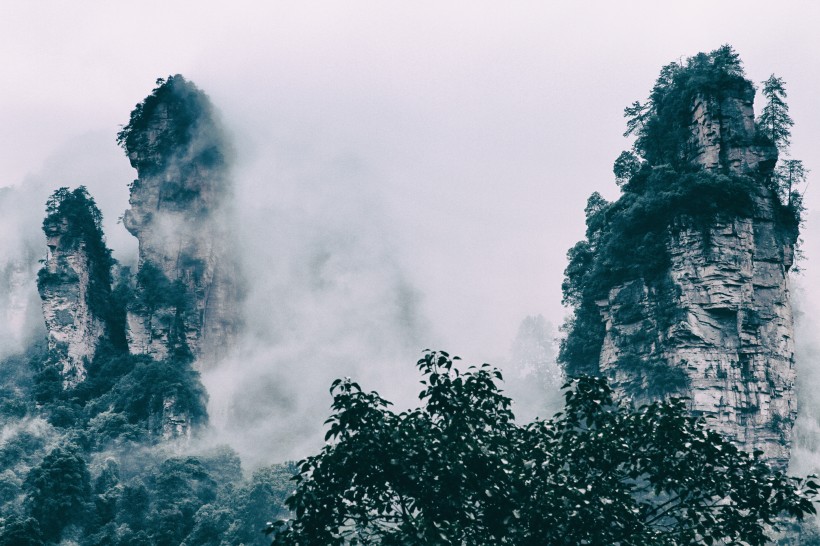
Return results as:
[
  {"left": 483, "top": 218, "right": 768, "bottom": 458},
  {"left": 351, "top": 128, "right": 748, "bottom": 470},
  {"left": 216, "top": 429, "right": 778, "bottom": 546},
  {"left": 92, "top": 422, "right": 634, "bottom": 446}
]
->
[{"left": 2, "top": 1, "right": 820, "bottom": 476}]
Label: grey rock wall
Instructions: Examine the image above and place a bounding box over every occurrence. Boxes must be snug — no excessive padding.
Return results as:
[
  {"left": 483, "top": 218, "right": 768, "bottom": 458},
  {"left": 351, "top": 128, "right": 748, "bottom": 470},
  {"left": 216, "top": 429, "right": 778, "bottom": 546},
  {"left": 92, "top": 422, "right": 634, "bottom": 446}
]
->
[
  {"left": 121, "top": 86, "right": 243, "bottom": 369},
  {"left": 38, "top": 220, "right": 108, "bottom": 388},
  {"left": 598, "top": 89, "right": 796, "bottom": 468}
]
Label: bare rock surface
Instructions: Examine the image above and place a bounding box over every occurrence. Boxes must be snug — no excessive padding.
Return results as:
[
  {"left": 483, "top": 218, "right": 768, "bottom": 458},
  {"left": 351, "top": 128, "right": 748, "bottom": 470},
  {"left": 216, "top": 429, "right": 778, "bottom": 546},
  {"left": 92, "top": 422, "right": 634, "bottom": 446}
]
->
[
  {"left": 120, "top": 76, "right": 243, "bottom": 369},
  {"left": 598, "top": 88, "right": 796, "bottom": 468}
]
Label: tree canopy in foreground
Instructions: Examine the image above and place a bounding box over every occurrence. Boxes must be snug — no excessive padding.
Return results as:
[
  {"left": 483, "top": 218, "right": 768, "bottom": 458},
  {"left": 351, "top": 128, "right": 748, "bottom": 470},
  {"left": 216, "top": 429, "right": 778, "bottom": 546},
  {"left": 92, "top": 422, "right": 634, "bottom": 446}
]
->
[{"left": 268, "top": 351, "right": 818, "bottom": 545}]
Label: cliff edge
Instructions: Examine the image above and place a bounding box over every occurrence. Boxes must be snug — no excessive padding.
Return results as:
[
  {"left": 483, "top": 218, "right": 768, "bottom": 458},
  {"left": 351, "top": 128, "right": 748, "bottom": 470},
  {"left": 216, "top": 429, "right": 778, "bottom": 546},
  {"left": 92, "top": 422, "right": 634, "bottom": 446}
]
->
[{"left": 560, "top": 47, "right": 800, "bottom": 468}]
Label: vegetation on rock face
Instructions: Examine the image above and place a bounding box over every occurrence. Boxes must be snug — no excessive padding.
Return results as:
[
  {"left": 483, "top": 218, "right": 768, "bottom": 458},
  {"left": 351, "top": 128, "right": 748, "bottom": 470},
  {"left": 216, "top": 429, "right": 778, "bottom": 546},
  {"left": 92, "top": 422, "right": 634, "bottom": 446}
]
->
[
  {"left": 268, "top": 351, "right": 819, "bottom": 545},
  {"left": 31, "top": 185, "right": 207, "bottom": 438},
  {"left": 129, "top": 261, "right": 197, "bottom": 363},
  {"left": 24, "top": 444, "right": 91, "bottom": 542},
  {"left": 758, "top": 74, "right": 793, "bottom": 153},
  {"left": 757, "top": 74, "right": 808, "bottom": 232},
  {"left": 623, "top": 44, "right": 750, "bottom": 168},
  {"left": 0, "top": 75, "right": 257, "bottom": 545},
  {"left": 29, "top": 347, "right": 208, "bottom": 441},
  {"left": 558, "top": 46, "right": 802, "bottom": 378},
  {"left": 116, "top": 75, "right": 229, "bottom": 180},
  {"left": 4, "top": 61, "right": 814, "bottom": 544},
  {"left": 37, "top": 186, "right": 123, "bottom": 346}
]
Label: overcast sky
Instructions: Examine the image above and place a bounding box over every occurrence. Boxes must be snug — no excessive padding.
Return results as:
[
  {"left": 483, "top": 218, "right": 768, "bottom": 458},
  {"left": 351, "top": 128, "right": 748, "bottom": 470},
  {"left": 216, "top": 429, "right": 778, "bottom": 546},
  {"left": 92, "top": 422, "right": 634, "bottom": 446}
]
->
[{"left": 3, "top": 2, "right": 820, "bottom": 448}]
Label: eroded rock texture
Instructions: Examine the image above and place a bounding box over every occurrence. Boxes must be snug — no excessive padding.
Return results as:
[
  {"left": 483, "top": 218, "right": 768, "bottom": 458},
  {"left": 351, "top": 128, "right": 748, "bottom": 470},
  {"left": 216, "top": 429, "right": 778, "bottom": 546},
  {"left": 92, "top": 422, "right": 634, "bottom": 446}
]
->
[
  {"left": 597, "top": 88, "right": 796, "bottom": 467},
  {"left": 37, "top": 189, "right": 112, "bottom": 388},
  {"left": 119, "top": 75, "right": 243, "bottom": 367}
]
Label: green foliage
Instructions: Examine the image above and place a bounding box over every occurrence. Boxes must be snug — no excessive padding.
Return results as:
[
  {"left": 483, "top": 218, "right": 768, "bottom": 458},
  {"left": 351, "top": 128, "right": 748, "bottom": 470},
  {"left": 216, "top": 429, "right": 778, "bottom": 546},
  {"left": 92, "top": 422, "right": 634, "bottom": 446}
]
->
[
  {"left": 118, "top": 480, "right": 151, "bottom": 530},
  {"left": 1, "top": 422, "right": 294, "bottom": 546},
  {"left": 271, "top": 351, "right": 517, "bottom": 545},
  {"left": 627, "top": 45, "right": 750, "bottom": 167},
  {"left": 146, "top": 457, "right": 218, "bottom": 545},
  {"left": 136, "top": 262, "right": 190, "bottom": 313},
  {"left": 557, "top": 301, "right": 605, "bottom": 376},
  {"left": 37, "top": 187, "right": 120, "bottom": 334},
  {"left": 757, "top": 74, "right": 793, "bottom": 152},
  {"left": 613, "top": 150, "right": 642, "bottom": 185},
  {"left": 0, "top": 346, "right": 39, "bottom": 420},
  {"left": 117, "top": 75, "right": 228, "bottom": 177},
  {"left": 0, "top": 516, "right": 44, "bottom": 546},
  {"left": 269, "top": 352, "right": 819, "bottom": 545},
  {"left": 559, "top": 164, "right": 758, "bottom": 376},
  {"left": 31, "top": 345, "right": 208, "bottom": 444},
  {"left": 94, "top": 356, "right": 208, "bottom": 428},
  {"left": 773, "top": 158, "right": 808, "bottom": 214},
  {"left": 107, "top": 265, "right": 133, "bottom": 351},
  {"left": 132, "top": 261, "right": 196, "bottom": 363},
  {"left": 23, "top": 444, "right": 91, "bottom": 542}
]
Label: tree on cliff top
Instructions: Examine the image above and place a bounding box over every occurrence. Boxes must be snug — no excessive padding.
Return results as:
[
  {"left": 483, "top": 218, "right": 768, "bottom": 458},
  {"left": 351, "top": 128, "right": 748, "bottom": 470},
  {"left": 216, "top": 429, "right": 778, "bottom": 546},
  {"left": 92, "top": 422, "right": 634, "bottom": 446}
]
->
[
  {"left": 757, "top": 75, "right": 809, "bottom": 213},
  {"left": 116, "top": 75, "right": 228, "bottom": 177},
  {"left": 559, "top": 46, "right": 802, "bottom": 377},
  {"left": 267, "top": 351, "right": 818, "bottom": 546},
  {"left": 624, "top": 44, "right": 749, "bottom": 167},
  {"left": 757, "top": 74, "right": 793, "bottom": 153}
]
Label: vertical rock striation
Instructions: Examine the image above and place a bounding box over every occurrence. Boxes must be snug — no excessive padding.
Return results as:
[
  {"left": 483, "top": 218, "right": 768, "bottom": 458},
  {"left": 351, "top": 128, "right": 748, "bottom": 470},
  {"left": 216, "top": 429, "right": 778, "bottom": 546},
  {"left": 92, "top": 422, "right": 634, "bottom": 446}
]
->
[
  {"left": 37, "top": 188, "right": 114, "bottom": 388},
  {"left": 118, "top": 75, "right": 242, "bottom": 367},
  {"left": 560, "top": 49, "right": 800, "bottom": 469},
  {"left": 596, "top": 85, "right": 796, "bottom": 467}
]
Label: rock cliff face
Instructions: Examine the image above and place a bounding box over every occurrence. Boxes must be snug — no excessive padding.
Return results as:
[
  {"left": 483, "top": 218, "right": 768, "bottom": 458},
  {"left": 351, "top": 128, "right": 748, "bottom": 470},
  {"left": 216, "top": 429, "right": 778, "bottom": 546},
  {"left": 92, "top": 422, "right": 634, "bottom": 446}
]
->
[
  {"left": 37, "top": 188, "right": 113, "bottom": 388},
  {"left": 119, "top": 75, "right": 242, "bottom": 367},
  {"left": 29, "top": 78, "right": 230, "bottom": 441},
  {"left": 596, "top": 87, "right": 796, "bottom": 467},
  {"left": 151, "top": 395, "right": 194, "bottom": 441}
]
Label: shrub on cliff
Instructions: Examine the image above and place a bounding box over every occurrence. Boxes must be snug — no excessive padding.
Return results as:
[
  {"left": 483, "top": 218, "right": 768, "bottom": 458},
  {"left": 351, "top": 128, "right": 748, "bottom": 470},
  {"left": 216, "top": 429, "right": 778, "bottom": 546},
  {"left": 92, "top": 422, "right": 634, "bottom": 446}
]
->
[
  {"left": 558, "top": 45, "right": 801, "bottom": 377},
  {"left": 117, "top": 75, "right": 228, "bottom": 177},
  {"left": 38, "top": 187, "right": 115, "bottom": 324},
  {"left": 624, "top": 44, "right": 749, "bottom": 168}
]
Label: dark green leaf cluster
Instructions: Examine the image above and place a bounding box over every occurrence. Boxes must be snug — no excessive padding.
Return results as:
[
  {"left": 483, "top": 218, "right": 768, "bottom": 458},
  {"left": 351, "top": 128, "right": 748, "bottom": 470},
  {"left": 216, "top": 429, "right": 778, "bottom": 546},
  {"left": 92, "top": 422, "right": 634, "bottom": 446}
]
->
[
  {"left": 269, "top": 351, "right": 819, "bottom": 545},
  {"left": 627, "top": 45, "right": 751, "bottom": 166},
  {"left": 758, "top": 75, "right": 793, "bottom": 153},
  {"left": 23, "top": 444, "right": 91, "bottom": 542},
  {"left": 116, "top": 75, "right": 228, "bottom": 177}
]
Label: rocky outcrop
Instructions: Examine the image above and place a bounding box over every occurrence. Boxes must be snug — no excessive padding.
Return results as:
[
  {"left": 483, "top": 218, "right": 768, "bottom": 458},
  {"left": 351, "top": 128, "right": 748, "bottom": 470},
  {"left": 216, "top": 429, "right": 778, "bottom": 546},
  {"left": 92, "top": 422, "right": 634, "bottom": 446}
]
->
[
  {"left": 119, "top": 75, "right": 242, "bottom": 368},
  {"left": 688, "top": 90, "right": 778, "bottom": 175},
  {"left": 37, "top": 189, "right": 113, "bottom": 388},
  {"left": 597, "top": 86, "right": 796, "bottom": 467},
  {"left": 148, "top": 395, "right": 194, "bottom": 441}
]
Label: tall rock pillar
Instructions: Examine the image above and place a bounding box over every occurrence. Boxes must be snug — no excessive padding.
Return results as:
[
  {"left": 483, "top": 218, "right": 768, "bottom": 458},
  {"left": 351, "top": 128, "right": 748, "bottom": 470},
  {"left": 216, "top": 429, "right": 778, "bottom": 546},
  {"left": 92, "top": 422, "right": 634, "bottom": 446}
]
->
[
  {"left": 118, "top": 75, "right": 243, "bottom": 367},
  {"left": 37, "top": 187, "right": 114, "bottom": 388},
  {"left": 596, "top": 85, "right": 797, "bottom": 467}
]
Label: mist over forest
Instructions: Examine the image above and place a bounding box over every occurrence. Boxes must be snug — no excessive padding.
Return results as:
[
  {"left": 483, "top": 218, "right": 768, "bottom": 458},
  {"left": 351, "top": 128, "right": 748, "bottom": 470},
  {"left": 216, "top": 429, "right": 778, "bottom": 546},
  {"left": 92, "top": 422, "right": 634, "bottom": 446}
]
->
[{"left": 4, "top": 2, "right": 820, "bottom": 545}]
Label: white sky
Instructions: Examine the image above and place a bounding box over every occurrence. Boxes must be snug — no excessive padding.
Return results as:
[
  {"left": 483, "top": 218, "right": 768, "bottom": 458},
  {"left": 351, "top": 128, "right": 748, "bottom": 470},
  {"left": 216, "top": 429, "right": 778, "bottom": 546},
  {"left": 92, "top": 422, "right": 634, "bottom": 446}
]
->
[{"left": 2, "top": 0, "right": 820, "bottom": 365}]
